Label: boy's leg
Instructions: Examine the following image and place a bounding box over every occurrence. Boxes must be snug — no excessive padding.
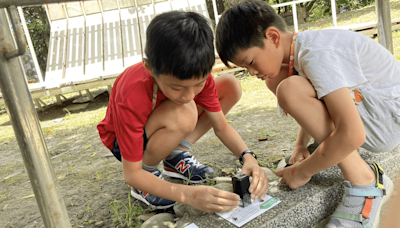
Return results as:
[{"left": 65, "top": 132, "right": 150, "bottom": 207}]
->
[
  {"left": 277, "top": 76, "right": 374, "bottom": 184},
  {"left": 185, "top": 73, "right": 242, "bottom": 143},
  {"left": 277, "top": 76, "right": 392, "bottom": 228},
  {"left": 143, "top": 99, "right": 198, "bottom": 166},
  {"left": 162, "top": 74, "right": 242, "bottom": 182},
  {"left": 122, "top": 99, "right": 197, "bottom": 209}
]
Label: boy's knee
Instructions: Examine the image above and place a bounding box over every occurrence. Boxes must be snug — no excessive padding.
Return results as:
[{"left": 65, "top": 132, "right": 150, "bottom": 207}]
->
[
  {"left": 276, "top": 77, "right": 299, "bottom": 109},
  {"left": 276, "top": 76, "right": 315, "bottom": 110},
  {"left": 217, "top": 74, "right": 242, "bottom": 102},
  {"left": 171, "top": 101, "right": 197, "bottom": 134}
]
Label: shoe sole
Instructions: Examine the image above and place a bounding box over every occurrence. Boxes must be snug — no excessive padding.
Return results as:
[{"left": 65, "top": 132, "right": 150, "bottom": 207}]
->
[
  {"left": 163, "top": 170, "right": 205, "bottom": 184},
  {"left": 371, "top": 176, "right": 394, "bottom": 228},
  {"left": 130, "top": 190, "right": 175, "bottom": 210}
]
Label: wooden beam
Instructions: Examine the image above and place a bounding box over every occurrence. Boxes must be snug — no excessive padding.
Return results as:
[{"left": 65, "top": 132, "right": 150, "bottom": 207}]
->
[
  {"left": 85, "top": 89, "right": 94, "bottom": 101},
  {"left": 55, "top": 94, "right": 62, "bottom": 105},
  {"left": 34, "top": 99, "right": 44, "bottom": 112}
]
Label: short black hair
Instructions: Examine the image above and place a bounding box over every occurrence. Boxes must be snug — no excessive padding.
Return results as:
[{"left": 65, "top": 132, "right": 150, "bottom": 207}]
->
[
  {"left": 145, "top": 11, "right": 215, "bottom": 80},
  {"left": 216, "top": 1, "right": 287, "bottom": 67}
]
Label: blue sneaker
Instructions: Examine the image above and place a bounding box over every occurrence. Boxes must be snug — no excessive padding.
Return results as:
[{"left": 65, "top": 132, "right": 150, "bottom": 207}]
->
[
  {"left": 163, "top": 149, "right": 214, "bottom": 183},
  {"left": 130, "top": 169, "right": 175, "bottom": 209}
]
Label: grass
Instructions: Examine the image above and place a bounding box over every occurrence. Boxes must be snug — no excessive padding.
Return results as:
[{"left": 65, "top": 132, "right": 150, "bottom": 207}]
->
[
  {"left": 0, "top": 87, "right": 108, "bottom": 144},
  {"left": 0, "top": 190, "right": 10, "bottom": 202},
  {"left": 108, "top": 193, "right": 145, "bottom": 228},
  {"left": 289, "top": 1, "right": 400, "bottom": 31},
  {"left": 77, "top": 199, "right": 93, "bottom": 219},
  {"left": 237, "top": 72, "right": 277, "bottom": 112},
  {"left": 286, "top": 2, "right": 400, "bottom": 62}
]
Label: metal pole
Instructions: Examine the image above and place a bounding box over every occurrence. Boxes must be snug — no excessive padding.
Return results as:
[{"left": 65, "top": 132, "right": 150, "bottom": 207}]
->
[
  {"left": 116, "top": 0, "right": 124, "bottom": 68},
  {"left": 0, "top": 0, "right": 95, "bottom": 7},
  {"left": 292, "top": 3, "right": 298, "bottom": 32},
  {"left": 376, "top": 0, "right": 393, "bottom": 54},
  {"left": 211, "top": 0, "right": 219, "bottom": 25},
  {"left": 0, "top": 7, "right": 72, "bottom": 228},
  {"left": 4, "top": 6, "right": 25, "bottom": 59},
  {"left": 331, "top": 0, "right": 337, "bottom": 27}
]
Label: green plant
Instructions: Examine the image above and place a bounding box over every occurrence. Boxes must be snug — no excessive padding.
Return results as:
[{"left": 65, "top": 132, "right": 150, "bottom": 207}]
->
[
  {"left": 205, "top": 174, "right": 216, "bottom": 186},
  {"left": 270, "top": 176, "right": 278, "bottom": 182},
  {"left": 77, "top": 199, "right": 92, "bottom": 219},
  {"left": 0, "top": 190, "right": 10, "bottom": 202},
  {"left": 82, "top": 220, "right": 96, "bottom": 225},
  {"left": 258, "top": 160, "right": 267, "bottom": 167},
  {"left": 270, "top": 164, "right": 277, "bottom": 173},
  {"left": 108, "top": 193, "right": 144, "bottom": 228},
  {"left": 204, "top": 162, "right": 213, "bottom": 167},
  {"left": 185, "top": 169, "right": 195, "bottom": 185},
  {"left": 63, "top": 108, "right": 73, "bottom": 120}
]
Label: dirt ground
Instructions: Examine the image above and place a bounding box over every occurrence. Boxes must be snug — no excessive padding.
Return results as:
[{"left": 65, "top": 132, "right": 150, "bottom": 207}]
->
[{"left": 0, "top": 75, "right": 300, "bottom": 228}]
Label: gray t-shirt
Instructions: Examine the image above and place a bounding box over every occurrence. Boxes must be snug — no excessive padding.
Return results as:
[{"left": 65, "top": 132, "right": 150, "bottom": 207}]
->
[{"left": 293, "top": 29, "right": 400, "bottom": 100}]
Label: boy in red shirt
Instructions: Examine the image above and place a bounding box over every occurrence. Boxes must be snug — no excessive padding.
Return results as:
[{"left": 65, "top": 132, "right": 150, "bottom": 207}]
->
[{"left": 97, "top": 11, "right": 268, "bottom": 212}]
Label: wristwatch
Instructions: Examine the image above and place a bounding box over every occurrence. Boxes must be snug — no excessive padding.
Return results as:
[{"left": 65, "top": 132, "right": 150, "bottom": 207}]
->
[{"left": 239, "top": 150, "right": 257, "bottom": 165}]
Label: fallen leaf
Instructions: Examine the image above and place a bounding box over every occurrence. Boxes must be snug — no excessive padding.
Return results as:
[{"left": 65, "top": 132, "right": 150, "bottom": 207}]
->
[
  {"left": 91, "top": 152, "right": 96, "bottom": 157},
  {"left": 22, "top": 194, "right": 35, "bottom": 199},
  {"left": 84, "top": 144, "right": 92, "bottom": 150},
  {"left": 46, "top": 131, "right": 52, "bottom": 134},
  {"left": 226, "top": 119, "right": 232, "bottom": 123},
  {"left": 282, "top": 147, "right": 290, "bottom": 151},
  {"left": 247, "top": 129, "right": 252, "bottom": 132}
]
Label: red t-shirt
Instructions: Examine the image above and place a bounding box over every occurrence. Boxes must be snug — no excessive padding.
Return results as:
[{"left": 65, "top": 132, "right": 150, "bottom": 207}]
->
[{"left": 97, "top": 63, "right": 221, "bottom": 162}]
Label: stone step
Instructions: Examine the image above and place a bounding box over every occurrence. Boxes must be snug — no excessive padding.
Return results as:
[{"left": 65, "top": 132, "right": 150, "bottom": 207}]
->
[{"left": 184, "top": 147, "right": 400, "bottom": 228}]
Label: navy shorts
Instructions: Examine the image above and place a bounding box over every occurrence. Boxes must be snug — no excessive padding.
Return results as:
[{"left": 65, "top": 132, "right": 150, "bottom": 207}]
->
[{"left": 111, "top": 128, "right": 148, "bottom": 162}]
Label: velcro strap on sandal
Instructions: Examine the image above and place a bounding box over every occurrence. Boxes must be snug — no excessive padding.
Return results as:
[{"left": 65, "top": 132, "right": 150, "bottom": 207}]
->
[
  {"left": 372, "top": 162, "right": 384, "bottom": 190},
  {"left": 345, "top": 188, "right": 385, "bottom": 197},
  {"left": 332, "top": 211, "right": 363, "bottom": 222},
  {"left": 362, "top": 198, "right": 373, "bottom": 218}
]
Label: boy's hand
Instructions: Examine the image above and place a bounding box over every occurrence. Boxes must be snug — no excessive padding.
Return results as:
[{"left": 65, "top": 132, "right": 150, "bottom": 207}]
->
[
  {"left": 288, "top": 145, "right": 311, "bottom": 164},
  {"left": 184, "top": 185, "right": 240, "bottom": 213},
  {"left": 275, "top": 161, "right": 311, "bottom": 189},
  {"left": 241, "top": 155, "right": 269, "bottom": 200}
]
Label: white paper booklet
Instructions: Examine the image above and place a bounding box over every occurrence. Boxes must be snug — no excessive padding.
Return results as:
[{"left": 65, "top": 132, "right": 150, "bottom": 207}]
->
[{"left": 216, "top": 195, "right": 281, "bottom": 227}]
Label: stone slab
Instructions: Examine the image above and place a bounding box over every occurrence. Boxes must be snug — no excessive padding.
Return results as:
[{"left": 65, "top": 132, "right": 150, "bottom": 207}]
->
[
  {"left": 64, "top": 103, "right": 89, "bottom": 112},
  {"left": 183, "top": 147, "right": 400, "bottom": 228}
]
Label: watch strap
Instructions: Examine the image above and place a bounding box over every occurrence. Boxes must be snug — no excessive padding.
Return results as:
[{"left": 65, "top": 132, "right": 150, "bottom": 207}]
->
[{"left": 239, "top": 150, "right": 257, "bottom": 165}]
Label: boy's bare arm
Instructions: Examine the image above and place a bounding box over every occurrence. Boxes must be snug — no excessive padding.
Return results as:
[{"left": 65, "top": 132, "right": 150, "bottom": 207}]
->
[
  {"left": 297, "top": 88, "right": 365, "bottom": 178},
  {"left": 289, "top": 127, "right": 312, "bottom": 164},
  {"left": 205, "top": 110, "right": 247, "bottom": 156},
  {"left": 122, "top": 157, "right": 240, "bottom": 213},
  {"left": 205, "top": 110, "right": 269, "bottom": 199}
]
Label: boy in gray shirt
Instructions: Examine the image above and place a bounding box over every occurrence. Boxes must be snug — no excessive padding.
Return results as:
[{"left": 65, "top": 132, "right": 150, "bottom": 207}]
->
[{"left": 216, "top": 1, "right": 400, "bottom": 227}]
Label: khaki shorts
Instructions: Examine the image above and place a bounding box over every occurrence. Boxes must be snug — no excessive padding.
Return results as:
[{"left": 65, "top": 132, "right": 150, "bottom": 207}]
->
[{"left": 355, "top": 88, "right": 400, "bottom": 152}]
